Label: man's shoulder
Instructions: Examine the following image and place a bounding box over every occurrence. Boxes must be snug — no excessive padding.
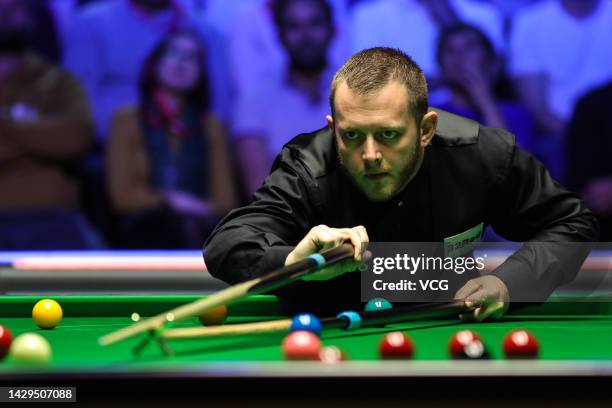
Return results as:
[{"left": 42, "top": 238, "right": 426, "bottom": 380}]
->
[
  {"left": 279, "top": 127, "right": 337, "bottom": 179},
  {"left": 431, "top": 108, "right": 479, "bottom": 147},
  {"left": 431, "top": 108, "right": 516, "bottom": 183},
  {"left": 432, "top": 107, "right": 514, "bottom": 149}
]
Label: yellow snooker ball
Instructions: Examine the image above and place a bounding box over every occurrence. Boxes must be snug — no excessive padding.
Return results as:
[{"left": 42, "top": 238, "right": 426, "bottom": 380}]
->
[
  {"left": 9, "top": 333, "right": 52, "bottom": 365},
  {"left": 32, "top": 299, "right": 63, "bottom": 329}
]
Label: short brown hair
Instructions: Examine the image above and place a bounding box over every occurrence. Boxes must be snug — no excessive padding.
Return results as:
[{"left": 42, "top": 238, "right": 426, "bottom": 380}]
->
[{"left": 329, "top": 47, "right": 428, "bottom": 123}]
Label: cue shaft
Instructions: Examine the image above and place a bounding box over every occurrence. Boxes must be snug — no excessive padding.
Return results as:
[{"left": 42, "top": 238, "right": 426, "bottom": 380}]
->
[
  {"left": 159, "top": 301, "right": 465, "bottom": 340},
  {"left": 99, "top": 244, "right": 356, "bottom": 346}
]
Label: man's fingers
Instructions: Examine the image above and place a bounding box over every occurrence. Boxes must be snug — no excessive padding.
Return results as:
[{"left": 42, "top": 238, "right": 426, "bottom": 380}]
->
[
  {"left": 473, "top": 304, "right": 495, "bottom": 322},
  {"left": 489, "top": 302, "right": 506, "bottom": 320},
  {"left": 338, "top": 228, "right": 365, "bottom": 261},
  {"left": 454, "top": 280, "right": 481, "bottom": 302},
  {"left": 355, "top": 225, "right": 369, "bottom": 248},
  {"left": 464, "top": 287, "right": 496, "bottom": 305},
  {"left": 291, "top": 224, "right": 370, "bottom": 275},
  {"left": 474, "top": 301, "right": 506, "bottom": 322},
  {"left": 455, "top": 276, "right": 510, "bottom": 322},
  {"left": 460, "top": 300, "right": 506, "bottom": 322},
  {"left": 311, "top": 226, "right": 343, "bottom": 250}
]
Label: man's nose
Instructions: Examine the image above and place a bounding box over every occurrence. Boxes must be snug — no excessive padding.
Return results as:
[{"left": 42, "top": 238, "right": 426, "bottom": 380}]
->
[{"left": 362, "top": 136, "right": 382, "bottom": 164}]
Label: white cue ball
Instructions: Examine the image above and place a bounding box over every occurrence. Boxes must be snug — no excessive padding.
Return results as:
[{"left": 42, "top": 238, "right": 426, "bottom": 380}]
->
[{"left": 9, "top": 333, "right": 52, "bottom": 365}]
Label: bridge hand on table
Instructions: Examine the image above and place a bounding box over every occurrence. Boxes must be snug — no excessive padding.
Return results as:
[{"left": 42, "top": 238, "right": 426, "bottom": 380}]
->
[
  {"left": 284, "top": 225, "right": 370, "bottom": 282},
  {"left": 454, "top": 275, "right": 510, "bottom": 322}
]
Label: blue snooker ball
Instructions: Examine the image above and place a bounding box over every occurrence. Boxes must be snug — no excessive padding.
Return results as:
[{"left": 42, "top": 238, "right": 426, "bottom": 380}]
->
[
  {"left": 364, "top": 298, "right": 393, "bottom": 312},
  {"left": 289, "top": 313, "right": 322, "bottom": 336}
]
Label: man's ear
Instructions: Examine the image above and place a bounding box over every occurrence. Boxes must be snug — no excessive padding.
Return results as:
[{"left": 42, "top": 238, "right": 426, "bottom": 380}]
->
[
  {"left": 326, "top": 114, "right": 334, "bottom": 130},
  {"left": 420, "top": 111, "right": 438, "bottom": 147}
]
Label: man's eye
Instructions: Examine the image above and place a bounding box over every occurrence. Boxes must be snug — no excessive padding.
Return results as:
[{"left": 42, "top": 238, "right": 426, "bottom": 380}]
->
[
  {"left": 381, "top": 130, "right": 400, "bottom": 139},
  {"left": 343, "top": 131, "right": 359, "bottom": 140}
]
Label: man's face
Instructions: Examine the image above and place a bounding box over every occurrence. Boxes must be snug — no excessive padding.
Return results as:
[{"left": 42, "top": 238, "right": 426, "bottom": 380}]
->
[
  {"left": 278, "top": 0, "right": 333, "bottom": 71},
  {"left": 328, "top": 81, "right": 435, "bottom": 202}
]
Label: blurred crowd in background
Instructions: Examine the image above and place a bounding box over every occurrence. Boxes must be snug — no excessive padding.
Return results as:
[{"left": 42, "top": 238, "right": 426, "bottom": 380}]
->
[{"left": 1, "top": 0, "right": 612, "bottom": 250}]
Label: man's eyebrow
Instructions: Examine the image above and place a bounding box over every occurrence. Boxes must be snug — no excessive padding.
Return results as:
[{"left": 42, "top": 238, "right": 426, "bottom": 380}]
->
[{"left": 337, "top": 124, "right": 406, "bottom": 131}]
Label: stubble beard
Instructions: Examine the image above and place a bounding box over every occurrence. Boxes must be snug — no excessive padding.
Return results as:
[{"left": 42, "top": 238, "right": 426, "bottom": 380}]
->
[{"left": 336, "top": 139, "right": 424, "bottom": 203}]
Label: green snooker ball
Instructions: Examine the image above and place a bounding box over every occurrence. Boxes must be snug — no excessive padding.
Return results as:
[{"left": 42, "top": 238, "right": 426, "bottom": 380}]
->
[{"left": 364, "top": 298, "right": 393, "bottom": 313}]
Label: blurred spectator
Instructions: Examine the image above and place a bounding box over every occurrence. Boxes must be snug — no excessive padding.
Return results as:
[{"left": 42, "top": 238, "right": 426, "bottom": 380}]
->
[
  {"left": 0, "top": 0, "right": 103, "bottom": 249},
  {"left": 64, "top": 0, "right": 230, "bottom": 141},
  {"left": 228, "top": 0, "right": 350, "bottom": 103},
  {"left": 435, "top": 24, "right": 534, "bottom": 151},
  {"left": 48, "top": 0, "right": 80, "bottom": 58},
  {"left": 566, "top": 81, "right": 612, "bottom": 241},
  {"left": 232, "top": 0, "right": 335, "bottom": 196},
  {"left": 185, "top": 0, "right": 254, "bottom": 39},
  {"left": 509, "top": 0, "right": 612, "bottom": 180},
  {"left": 4, "top": 0, "right": 62, "bottom": 63},
  {"left": 350, "top": 0, "right": 504, "bottom": 80},
  {"left": 107, "top": 29, "right": 236, "bottom": 249},
  {"left": 487, "top": 0, "right": 542, "bottom": 19}
]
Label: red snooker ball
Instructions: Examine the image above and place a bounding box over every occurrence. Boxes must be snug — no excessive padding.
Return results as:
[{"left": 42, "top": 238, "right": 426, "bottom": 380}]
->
[
  {"left": 282, "top": 330, "right": 321, "bottom": 360},
  {"left": 0, "top": 325, "right": 12, "bottom": 360},
  {"left": 448, "top": 330, "right": 482, "bottom": 358},
  {"left": 379, "top": 331, "right": 414, "bottom": 359},
  {"left": 503, "top": 329, "right": 539, "bottom": 358}
]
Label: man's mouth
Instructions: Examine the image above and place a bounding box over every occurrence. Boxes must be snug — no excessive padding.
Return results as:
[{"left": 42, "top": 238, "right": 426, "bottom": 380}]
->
[{"left": 364, "top": 172, "right": 389, "bottom": 181}]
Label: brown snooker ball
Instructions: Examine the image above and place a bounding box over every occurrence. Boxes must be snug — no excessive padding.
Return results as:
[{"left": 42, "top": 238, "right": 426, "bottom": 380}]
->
[{"left": 198, "top": 305, "right": 228, "bottom": 326}]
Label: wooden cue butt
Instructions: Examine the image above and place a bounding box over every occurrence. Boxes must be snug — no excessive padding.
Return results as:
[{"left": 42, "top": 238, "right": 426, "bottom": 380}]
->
[{"left": 162, "top": 319, "right": 292, "bottom": 340}]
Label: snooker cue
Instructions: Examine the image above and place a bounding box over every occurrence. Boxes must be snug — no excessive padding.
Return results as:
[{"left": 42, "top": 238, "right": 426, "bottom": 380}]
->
[
  {"left": 99, "top": 243, "right": 359, "bottom": 346},
  {"left": 160, "top": 301, "right": 466, "bottom": 340}
]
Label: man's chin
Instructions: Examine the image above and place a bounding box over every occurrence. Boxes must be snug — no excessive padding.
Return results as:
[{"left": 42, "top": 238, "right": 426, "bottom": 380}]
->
[{"left": 361, "top": 185, "right": 396, "bottom": 202}]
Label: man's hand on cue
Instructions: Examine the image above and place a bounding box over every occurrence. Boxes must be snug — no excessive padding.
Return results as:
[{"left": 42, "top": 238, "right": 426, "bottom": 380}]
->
[
  {"left": 454, "top": 275, "right": 510, "bottom": 322},
  {"left": 285, "top": 224, "right": 369, "bottom": 281}
]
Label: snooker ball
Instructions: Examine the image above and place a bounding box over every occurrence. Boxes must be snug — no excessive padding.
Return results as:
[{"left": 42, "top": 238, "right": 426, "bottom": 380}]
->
[
  {"left": 378, "top": 331, "right": 414, "bottom": 359},
  {"left": 364, "top": 298, "right": 392, "bottom": 313},
  {"left": 289, "top": 313, "right": 322, "bottom": 336},
  {"left": 32, "top": 299, "right": 63, "bottom": 329},
  {"left": 503, "top": 329, "right": 539, "bottom": 358},
  {"left": 448, "top": 330, "right": 482, "bottom": 358},
  {"left": 8, "top": 333, "right": 52, "bottom": 365},
  {"left": 0, "top": 325, "right": 13, "bottom": 360},
  {"left": 455, "top": 339, "right": 490, "bottom": 360},
  {"left": 198, "top": 305, "right": 228, "bottom": 326},
  {"left": 318, "top": 346, "right": 347, "bottom": 364},
  {"left": 282, "top": 330, "right": 321, "bottom": 360}
]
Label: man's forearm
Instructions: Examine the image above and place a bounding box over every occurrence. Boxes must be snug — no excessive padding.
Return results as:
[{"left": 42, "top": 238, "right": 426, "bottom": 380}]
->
[{"left": 204, "top": 223, "right": 294, "bottom": 285}]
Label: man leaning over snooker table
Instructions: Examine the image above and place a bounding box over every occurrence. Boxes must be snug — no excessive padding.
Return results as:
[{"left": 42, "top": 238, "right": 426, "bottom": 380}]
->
[{"left": 204, "top": 47, "right": 598, "bottom": 320}]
